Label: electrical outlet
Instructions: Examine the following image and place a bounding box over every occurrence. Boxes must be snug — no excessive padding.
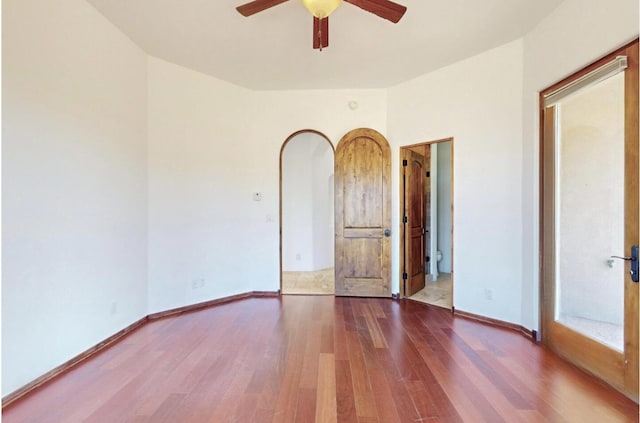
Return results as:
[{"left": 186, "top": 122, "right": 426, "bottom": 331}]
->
[
  {"left": 484, "top": 289, "right": 493, "bottom": 300},
  {"left": 296, "top": 253, "right": 301, "bottom": 261},
  {"left": 192, "top": 279, "right": 205, "bottom": 289},
  {"left": 110, "top": 301, "right": 117, "bottom": 315}
]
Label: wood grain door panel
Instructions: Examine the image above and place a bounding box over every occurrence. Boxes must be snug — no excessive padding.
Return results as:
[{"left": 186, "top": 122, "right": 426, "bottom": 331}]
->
[
  {"left": 335, "top": 128, "right": 391, "bottom": 297},
  {"left": 342, "top": 139, "right": 384, "bottom": 228},
  {"left": 403, "top": 149, "right": 426, "bottom": 296}
]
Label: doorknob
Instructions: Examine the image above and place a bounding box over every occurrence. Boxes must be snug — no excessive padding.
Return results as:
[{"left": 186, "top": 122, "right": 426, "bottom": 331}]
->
[
  {"left": 384, "top": 229, "right": 391, "bottom": 237},
  {"left": 610, "top": 245, "right": 639, "bottom": 283}
]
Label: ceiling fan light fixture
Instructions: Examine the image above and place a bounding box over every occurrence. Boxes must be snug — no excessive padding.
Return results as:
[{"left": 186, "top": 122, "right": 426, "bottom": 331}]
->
[{"left": 301, "top": 0, "right": 343, "bottom": 18}]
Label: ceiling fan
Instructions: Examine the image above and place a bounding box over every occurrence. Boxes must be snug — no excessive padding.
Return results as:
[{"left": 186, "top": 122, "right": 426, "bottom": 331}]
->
[{"left": 236, "top": 0, "right": 407, "bottom": 50}]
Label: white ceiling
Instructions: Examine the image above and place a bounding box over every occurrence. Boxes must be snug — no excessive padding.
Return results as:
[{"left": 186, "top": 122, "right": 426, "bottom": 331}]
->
[{"left": 86, "top": 0, "right": 564, "bottom": 90}]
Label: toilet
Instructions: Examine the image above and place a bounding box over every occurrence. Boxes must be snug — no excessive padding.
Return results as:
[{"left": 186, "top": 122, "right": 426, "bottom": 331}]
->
[{"left": 429, "top": 251, "right": 444, "bottom": 282}]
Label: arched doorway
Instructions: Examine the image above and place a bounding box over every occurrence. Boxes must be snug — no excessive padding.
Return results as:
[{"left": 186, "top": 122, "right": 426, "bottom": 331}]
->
[{"left": 280, "top": 130, "right": 335, "bottom": 295}]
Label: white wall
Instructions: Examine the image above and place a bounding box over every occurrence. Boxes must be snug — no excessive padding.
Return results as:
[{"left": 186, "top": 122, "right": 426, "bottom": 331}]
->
[
  {"left": 282, "top": 133, "right": 328, "bottom": 271},
  {"left": 147, "top": 57, "right": 387, "bottom": 312},
  {"left": 388, "top": 40, "right": 524, "bottom": 324},
  {"left": 311, "top": 141, "right": 335, "bottom": 270},
  {"left": 430, "top": 144, "right": 439, "bottom": 278},
  {"left": 147, "top": 57, "right": 256, "bottom": 312},
  {"left": 521, "top": 0, "right": 639, "bottom": 331},
  {"left": 281, "top": 133, "right": 333, "bottom": 271},
  {"left": 282, "top": 135, "right": 314, "bottom": 270},
  {"left": 437, "top": 142, "right": 452, "bottom": 273},
  {"left": 2, "top": 0, "right": 148, "bottom": 395}
]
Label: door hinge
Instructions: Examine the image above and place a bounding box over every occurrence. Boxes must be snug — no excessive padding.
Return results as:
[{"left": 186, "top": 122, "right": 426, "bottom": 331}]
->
[
  {"left": 426, "top": 171, "right": 430, "bottom": 177},
  {"left": 402, "top": 272, "right": 408, "bottom": 280},
  {"left": 426, "top": 256, "right": 430, "bottom": 262},
  {"left": 403, "top": 216, "right": 408, "bottom": 223},
  {"left": 422, "top": 228, "right": 427, "bottom": 235},
  {"left": 402, "top": 159, "right": 408, "bottom": 166}
]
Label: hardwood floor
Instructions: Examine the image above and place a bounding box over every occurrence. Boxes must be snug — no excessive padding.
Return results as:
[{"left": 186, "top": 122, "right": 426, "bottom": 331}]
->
[{"left": 3, "top": 296, "right": 638, "bottom": 422}]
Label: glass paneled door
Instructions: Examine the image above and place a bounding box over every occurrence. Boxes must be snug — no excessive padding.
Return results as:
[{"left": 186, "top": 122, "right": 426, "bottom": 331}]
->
[
  {"left": 541, "top": 40, "right": 639, "bottom": 401},
  {"left": 556, "top": 71, "right": 625, "bottom": 350}
]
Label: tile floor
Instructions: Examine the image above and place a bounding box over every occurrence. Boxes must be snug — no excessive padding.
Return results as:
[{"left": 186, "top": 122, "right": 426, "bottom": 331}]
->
[
  {"left": 282, "top": 269, "right": 452, "bottom": 307},
  {"left": 409, "top": 272, "right": 452, "bottom": 309},
  {"left": 281, "top": 268, "right": 335, "bottom": 295}
]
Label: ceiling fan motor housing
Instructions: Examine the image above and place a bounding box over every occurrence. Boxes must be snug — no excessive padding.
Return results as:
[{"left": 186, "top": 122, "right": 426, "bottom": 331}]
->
[{"left": 301, "top": 0, "right": 343, "bottom": 18}]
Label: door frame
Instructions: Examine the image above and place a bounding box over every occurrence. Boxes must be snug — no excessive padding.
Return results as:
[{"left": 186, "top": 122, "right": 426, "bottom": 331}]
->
[
  {"left": 279, "top": 129, "right": 335, "bottom": 294},
  {"left": 539, "top": 39, "right": 639, "bottom": 400},
  {"left": 399, "top": 137, "right": 454, "bottom": 304}
]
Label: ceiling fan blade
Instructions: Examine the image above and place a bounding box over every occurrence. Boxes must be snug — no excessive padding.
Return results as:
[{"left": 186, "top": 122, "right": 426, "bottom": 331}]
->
[
  {"left": 236, "top": 0, "right": 289, "bottom": 17},
  {"left": 344, "top": 0, "right": 406, "bottom": 23},
  {"left": 313, "top": 17, "right": 329, "bottom": 50}
]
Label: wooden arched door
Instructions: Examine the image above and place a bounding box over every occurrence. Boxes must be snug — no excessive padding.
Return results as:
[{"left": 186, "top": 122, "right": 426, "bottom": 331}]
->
[{"left": 335, "top": 128, "right": 391, "bottom": 297}]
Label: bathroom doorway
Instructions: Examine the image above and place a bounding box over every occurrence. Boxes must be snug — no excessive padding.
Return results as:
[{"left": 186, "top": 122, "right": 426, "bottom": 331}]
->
[
  {"left": 280, "top": 130, "right": 335, "bottom": 295},
  {"left": 400, "top": 138, "right": 453, "bottom": 308}
]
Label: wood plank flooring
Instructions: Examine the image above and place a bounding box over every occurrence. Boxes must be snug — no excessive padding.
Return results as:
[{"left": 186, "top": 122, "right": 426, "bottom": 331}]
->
[{"left": 3, "top": 296, "right": 638, "bottom": 422}]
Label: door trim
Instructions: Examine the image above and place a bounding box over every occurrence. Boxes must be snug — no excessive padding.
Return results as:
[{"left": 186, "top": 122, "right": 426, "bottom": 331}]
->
[{"left": 399, "top": 137, "right": 454, "bottom": 306}]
